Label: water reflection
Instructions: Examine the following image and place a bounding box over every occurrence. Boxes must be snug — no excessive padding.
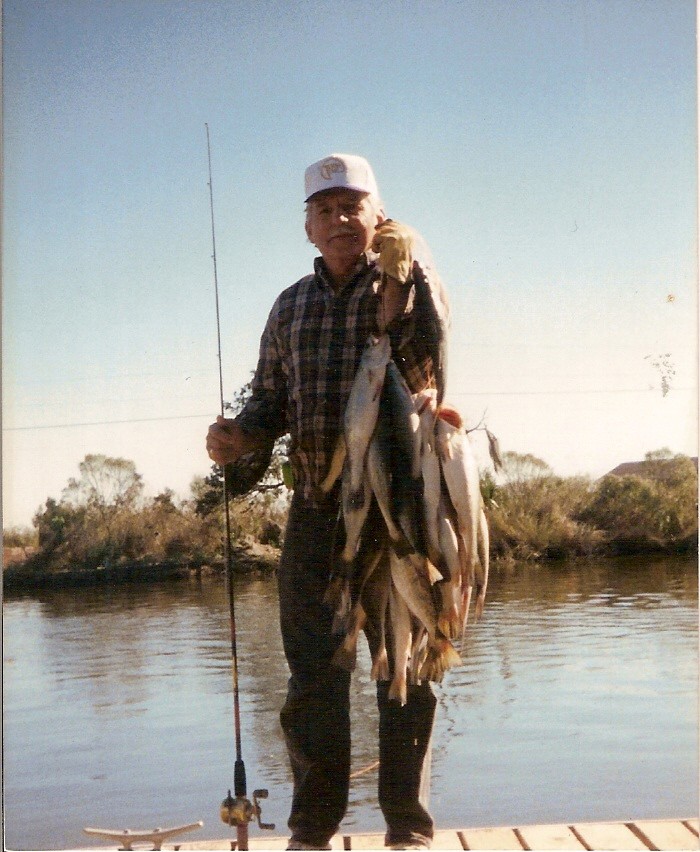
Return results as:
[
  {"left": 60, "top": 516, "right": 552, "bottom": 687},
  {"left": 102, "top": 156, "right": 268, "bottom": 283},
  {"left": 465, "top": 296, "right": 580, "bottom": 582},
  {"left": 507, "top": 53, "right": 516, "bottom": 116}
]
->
[{"left": 3, "top": 556, "right": 697, "bottom": 850}]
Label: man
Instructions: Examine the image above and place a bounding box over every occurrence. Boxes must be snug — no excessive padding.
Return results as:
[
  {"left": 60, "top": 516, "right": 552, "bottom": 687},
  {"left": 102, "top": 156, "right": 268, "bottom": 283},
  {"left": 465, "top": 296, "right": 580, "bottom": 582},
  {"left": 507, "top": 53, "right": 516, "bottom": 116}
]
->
[{"left": 206, "top": 153, "right": 448, "bottom": 851}]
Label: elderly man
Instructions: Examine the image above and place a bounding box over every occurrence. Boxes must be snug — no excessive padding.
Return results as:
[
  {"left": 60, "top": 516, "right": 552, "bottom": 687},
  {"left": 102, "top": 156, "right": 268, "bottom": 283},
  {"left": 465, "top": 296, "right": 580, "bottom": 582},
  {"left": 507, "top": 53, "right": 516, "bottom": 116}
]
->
[{"left": 207, "top": 154, "right": 447, "bottom": 851}]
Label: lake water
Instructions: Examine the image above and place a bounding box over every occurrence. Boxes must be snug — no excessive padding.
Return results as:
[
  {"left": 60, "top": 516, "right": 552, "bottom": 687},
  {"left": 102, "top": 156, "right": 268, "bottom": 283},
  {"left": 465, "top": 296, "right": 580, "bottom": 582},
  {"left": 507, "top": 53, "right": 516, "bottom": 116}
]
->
[{"left": 3, "top": 556, "right": 698, "bottom": 851}]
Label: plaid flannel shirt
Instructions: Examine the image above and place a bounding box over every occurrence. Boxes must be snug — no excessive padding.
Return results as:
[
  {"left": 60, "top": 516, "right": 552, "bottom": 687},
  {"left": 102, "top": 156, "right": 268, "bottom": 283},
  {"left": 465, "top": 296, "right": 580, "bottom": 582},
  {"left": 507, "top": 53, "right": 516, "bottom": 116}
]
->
[{"left": 235, "top": 251, "right": 448, "bottom": 503}]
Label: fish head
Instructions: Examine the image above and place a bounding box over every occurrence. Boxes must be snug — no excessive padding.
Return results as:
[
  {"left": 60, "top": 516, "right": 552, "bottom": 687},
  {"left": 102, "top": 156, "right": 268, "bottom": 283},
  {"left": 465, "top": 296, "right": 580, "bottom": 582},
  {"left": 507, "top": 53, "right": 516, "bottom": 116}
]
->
[{"left": 361, "top": 333, "right": 391, "bottom": 371}]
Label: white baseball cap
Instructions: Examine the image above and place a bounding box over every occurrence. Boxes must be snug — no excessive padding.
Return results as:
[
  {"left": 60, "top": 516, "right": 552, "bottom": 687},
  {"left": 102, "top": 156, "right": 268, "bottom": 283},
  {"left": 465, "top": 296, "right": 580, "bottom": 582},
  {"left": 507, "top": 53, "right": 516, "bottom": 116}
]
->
[{"left": 304, "top": 153, "right": 380, "bottom": 202}]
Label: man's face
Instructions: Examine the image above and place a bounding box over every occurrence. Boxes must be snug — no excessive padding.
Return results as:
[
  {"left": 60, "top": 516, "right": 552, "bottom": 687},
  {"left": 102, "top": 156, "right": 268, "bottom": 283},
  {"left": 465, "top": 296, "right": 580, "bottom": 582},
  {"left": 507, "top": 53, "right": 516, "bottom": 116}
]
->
[{"left": 305, "top": 189, "right": 384, "bottom": 275}]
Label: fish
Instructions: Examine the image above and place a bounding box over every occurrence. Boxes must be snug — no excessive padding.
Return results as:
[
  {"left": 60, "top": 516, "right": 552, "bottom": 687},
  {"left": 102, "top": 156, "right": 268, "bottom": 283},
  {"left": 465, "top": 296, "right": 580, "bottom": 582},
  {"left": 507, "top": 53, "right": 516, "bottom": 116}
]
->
[
  {"left": 485, "top": 427, "right": 503, "bottom": 472},
  {"left": 412, "top": 263, "right": 450, "bottom": 409},
  {"left": 416, "top": 390, "right": 443, "bottom": 567},
  {"left": 437, "top": 416, "right": 482, "bottom": 592},
  {"left": 330, "top": 526, "right": 386, "bottom": 670},
  {"left": 317, "top": 333, "right": 391, "bottom": 499},
  {"left": 435, "top": 492, "right": 464, "bottom": 639},
  {"left": 322, "top": 334, "right": 391, "bottom": 626},
  {"left": 366, "top": 405, "right": 414, "bottom": 557},
  {"left": 388, "top": 582, "right": 413, "bottom": 705},
  {"left": 380, "top": 364, "right": 425, "bottom": 555},
  {"left": 331, "top": 601, "right": 367, "bottom": 672},
  {"left": 342, "top": 333, "right": 391, "bottom": 507},
  {"left": 475, "top": 505, "right": 490, "bottom": 620},
  {"left": 389, "top": 550, "right": 460, "bottom": 685},
  {"left": 383, "top": 361, "right": 423, "bottom": 481},
  {"left": 362, "top": 552, "right": 392, "bottom": 681},
  {"left": 323, "top": 471, "right": 373, "bottom": 632}
]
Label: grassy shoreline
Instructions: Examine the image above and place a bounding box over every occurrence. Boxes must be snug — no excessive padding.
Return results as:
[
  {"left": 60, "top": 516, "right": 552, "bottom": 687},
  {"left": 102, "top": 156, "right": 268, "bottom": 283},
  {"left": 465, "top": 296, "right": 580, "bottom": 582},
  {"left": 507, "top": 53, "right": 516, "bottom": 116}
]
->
[
  {"left": 5, "top": 538, "right": 695, "bottom": 591},
  {"left": 2, "top": 539, "right": 280, "bottom": 590}
]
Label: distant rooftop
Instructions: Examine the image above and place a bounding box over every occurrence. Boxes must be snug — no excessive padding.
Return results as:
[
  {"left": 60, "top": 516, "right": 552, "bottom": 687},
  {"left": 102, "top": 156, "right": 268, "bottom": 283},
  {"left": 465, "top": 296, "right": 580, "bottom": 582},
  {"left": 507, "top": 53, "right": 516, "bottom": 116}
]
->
[{"left": 607, "top": 457, "right": 698, "bottom": 478}]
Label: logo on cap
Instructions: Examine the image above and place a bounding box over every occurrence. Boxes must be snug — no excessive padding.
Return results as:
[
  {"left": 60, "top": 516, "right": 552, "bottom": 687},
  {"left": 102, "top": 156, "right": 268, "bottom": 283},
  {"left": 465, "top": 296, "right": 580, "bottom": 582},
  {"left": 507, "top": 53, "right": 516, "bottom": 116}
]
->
[{"left": 319, "top": 157, "right": 347, "bottom": 181}]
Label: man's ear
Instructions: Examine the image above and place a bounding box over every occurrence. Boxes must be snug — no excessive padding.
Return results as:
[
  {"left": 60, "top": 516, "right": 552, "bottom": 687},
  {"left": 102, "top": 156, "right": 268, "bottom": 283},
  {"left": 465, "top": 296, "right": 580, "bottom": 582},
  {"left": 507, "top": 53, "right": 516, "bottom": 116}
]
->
[
  {"left": 375, "top": 208, "right": 386, "bottom": 227},
  {"left": 305, "top": 220, "right": 314, "bottom": 245}
]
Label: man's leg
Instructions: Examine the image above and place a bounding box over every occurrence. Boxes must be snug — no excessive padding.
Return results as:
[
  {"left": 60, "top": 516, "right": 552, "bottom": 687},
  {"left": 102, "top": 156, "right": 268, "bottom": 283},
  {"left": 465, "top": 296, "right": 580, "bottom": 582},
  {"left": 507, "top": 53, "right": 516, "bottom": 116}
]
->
[
  {"left": 278, "top": 496, "right": 350, "bottom": 848},
  {"left": 377, "top": 680, "right": 436, "bottom": 849}
]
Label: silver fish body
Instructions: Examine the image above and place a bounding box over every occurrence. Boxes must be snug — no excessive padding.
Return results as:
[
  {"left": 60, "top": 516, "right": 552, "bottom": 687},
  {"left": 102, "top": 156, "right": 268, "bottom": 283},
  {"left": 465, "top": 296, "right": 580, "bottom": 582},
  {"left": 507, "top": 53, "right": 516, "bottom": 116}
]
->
[
  {"left": 388, "top": 582, "right": 413, "bottom": 705},
  {"left": 343, "top": 333, "right": 391, "bottom": 508},
  {"left": 437, "top": 417, "right": 481, "bottom": 586}
]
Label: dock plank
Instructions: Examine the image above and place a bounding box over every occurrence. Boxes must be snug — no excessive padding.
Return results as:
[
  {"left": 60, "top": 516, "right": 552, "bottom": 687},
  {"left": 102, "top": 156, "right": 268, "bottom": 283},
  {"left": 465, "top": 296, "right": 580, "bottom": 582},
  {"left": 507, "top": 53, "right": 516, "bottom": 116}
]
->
[
  {"left": 572, "top": 822, "right": 649, "bottom": 850},
  {"left": 516, "top": 823, "right": 586, "bottom": 850},
  {"left": 459, "top": 826, "right": 524, "bottom": 849},
  {"left": 164, "top": 820, "right": 700, "bottom": 852},
  {"left": 247, "top": 835, "right": 290, "bottom": 850},
  {"left": 431, "top": 829, "right": 465, "bottom": 849},
  {"left": 630, "top": 820, "right": 700, "bottom": 851},
  {"left": 345, "top": 833, "right": 387, "bottom": 849}
]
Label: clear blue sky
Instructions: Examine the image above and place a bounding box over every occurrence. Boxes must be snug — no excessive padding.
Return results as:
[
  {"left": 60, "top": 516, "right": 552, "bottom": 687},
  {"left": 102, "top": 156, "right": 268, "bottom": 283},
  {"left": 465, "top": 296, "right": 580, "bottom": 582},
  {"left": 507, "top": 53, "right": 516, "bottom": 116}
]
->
[{"left": 3, "top": 0, "right": 697, "bottom": 528}]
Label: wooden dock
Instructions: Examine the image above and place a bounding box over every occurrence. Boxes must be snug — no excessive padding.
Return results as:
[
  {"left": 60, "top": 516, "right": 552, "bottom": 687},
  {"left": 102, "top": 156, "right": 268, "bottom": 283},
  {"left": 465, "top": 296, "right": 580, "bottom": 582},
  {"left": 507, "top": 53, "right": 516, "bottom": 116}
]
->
[{"left": 164, "top": 819, "right": 699, "bottom": 851}]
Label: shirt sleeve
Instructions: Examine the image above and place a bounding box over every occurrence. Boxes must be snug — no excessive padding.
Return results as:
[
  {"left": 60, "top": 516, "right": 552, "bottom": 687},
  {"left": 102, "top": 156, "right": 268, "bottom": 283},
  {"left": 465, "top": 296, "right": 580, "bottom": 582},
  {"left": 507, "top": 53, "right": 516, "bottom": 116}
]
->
[{"left": 234, "top": 298, "right": 289, "bottom": 440}]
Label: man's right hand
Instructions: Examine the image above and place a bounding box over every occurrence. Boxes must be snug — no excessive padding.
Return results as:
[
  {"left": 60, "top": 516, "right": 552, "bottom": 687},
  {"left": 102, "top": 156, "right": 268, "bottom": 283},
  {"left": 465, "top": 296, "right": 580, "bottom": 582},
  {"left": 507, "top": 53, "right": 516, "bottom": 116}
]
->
[{"left": 206, "top": 416, "right": 260, "bottom": 466}]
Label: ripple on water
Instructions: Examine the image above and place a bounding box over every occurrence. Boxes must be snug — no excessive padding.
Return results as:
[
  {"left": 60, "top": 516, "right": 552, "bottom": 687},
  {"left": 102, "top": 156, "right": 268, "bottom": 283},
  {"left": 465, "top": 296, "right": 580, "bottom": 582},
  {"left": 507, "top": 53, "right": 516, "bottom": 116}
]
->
[{"left": 2, "top": 557, "right": 698, "bottom": 849}]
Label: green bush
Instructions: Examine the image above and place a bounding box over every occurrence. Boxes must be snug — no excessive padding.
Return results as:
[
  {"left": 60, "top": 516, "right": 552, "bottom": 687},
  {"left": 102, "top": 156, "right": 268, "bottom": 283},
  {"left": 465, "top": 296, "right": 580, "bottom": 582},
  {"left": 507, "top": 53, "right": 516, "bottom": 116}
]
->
[{"left": 580, "top": 454, "right": 698, "bottom": 552}]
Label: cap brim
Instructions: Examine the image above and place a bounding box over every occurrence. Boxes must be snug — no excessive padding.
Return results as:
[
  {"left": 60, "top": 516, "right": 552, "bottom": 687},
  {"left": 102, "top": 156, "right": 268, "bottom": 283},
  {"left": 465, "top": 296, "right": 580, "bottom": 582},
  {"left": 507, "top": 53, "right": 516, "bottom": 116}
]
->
[{"left": 305, "top": 186, "right": 372, "bottom": 203}]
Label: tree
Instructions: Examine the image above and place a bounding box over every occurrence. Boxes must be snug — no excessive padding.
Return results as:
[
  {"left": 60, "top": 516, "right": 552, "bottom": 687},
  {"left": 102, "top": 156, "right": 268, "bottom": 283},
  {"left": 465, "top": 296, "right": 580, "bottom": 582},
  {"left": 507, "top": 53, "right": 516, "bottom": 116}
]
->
[
  {"left": 580, "top": 451, "right": 698, "bottom": 552},
  {"left": 500, "top": 451, "right": 552, "bottom": 485},
  {"left": 59, "top": 455, "right": 145, "bottom": 565},
  {"left": 62, "top": 454, "right": 143, "bottom": 512}
]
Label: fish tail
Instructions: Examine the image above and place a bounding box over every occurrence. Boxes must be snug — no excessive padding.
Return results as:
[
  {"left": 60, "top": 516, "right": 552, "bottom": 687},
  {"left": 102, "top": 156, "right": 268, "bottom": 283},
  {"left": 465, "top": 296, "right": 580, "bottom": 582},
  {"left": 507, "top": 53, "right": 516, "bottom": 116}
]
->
[
  {"left": 388, "top": 671, "right": 408, "bottom": 706},
  {"left": 318, "top": 435, "right": 346, "bottom": 494},
  {"left": 437, "top": 579, "right": 460, "bottom": 635},
  {"left": 424, "top": 559, "right": 443, "bottom": 585},
  {"left": 370, "top": 647, "right": 390, "bottom": 681},
  {"left": 331, "top": 636, "right": 358, "bottom": 672},
  {"left": 438, "top": 610, "right": 460, "bottom": 641},
  {"left": 418, "top": 646, "right": 445, "bottom": 683},
  {"left": 439, "top": 637, "right": 461, "bottom": 669},
  {"left": 420, "top": 638, "right": 461, "bottom": 682}
]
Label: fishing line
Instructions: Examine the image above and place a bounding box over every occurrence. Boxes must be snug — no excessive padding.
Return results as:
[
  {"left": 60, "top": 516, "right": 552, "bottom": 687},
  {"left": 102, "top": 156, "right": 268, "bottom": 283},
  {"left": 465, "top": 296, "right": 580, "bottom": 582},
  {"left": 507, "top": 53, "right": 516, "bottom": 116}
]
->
[{"left": 206, "top": 124, "right": 272, "bottom": 851}]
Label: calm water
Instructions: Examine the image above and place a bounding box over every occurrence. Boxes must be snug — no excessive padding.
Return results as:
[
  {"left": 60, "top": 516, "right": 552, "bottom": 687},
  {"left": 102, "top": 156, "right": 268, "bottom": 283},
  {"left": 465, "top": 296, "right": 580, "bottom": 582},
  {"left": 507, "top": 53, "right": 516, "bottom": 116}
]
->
[{"left": 3, "top": 556, "right": 698, "bottom": 850}]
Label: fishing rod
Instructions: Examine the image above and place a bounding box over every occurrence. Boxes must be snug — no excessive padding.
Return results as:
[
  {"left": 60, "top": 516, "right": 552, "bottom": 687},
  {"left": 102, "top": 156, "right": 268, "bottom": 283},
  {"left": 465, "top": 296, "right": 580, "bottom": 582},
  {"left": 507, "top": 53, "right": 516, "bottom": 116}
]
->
[{"left": 205, "top": 123, "right": 273, "bottom": 851}]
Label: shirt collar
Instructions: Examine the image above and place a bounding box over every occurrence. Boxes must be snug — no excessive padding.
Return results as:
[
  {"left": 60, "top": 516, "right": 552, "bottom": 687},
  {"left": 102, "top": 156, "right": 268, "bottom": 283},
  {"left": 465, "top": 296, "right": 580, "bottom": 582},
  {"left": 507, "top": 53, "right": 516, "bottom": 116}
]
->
[{"left": 313, "top": 252, "right": 380, "bottom": 293}]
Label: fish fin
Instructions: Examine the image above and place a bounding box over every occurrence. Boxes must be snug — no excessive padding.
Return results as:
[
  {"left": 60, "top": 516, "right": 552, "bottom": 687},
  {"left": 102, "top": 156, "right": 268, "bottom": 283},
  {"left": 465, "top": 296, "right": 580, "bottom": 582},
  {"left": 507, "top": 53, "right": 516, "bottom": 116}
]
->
[
  {"left": 425, "top": 559, "right": 443, "bottom": 585},
  {"left": 318, "top": 436, "right": 346, "bottom": 494},
  {"left": 370, "top": 648, "right": 390, "bottom": 681},
  {"left": 437, "top": 405, "right": 463, "bottom": 429},
  {"left": 331, "top": 638, "right": 358, "bottom": 672},
  {"left": 418, "top": 647, "right": 444, "bottom": 683},
  {"left": 420, "top": 639, "right": 461, "bottom": 682},
  {"left": 437, "top": 589, "right": 461, "bottom": 640},
  {"left": 439, "top": 637, "right": 462, "bottom": 669}
]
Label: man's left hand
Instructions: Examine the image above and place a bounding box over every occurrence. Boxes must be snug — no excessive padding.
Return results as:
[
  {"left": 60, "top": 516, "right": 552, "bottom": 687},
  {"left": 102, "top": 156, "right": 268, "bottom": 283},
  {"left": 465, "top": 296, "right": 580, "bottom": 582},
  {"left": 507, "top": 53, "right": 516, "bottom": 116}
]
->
[{"left": 372, "top": 219, "right": 414, "bottom": 284}]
